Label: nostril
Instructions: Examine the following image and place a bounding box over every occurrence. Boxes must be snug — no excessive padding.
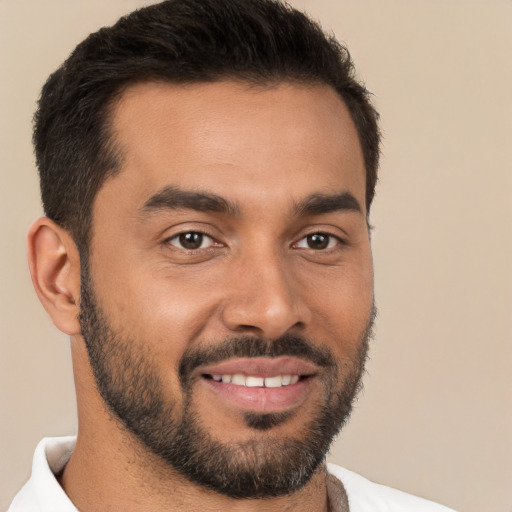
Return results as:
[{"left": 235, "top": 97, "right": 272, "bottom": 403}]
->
[
  {"left": 232, "top": 324, "right": 265, "bottom": 335},
  {"left": 220, "top": 287, "right": 311, "bottom": 341}
]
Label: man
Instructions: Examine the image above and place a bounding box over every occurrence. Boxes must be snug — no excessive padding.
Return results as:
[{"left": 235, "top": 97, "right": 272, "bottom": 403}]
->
[{"left": 9, "top": 0, "right": 456, "bottom": 510}]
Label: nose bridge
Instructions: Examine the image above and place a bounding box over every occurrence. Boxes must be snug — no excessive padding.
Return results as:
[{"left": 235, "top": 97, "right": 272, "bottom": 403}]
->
[{"left": 221, "top": 242, "right": 309, "bottom": 339}]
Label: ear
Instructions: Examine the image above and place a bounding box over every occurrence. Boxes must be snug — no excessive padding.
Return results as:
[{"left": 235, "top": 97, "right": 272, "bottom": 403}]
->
[{"left": 28, "top": 217, "right": 82, "bottom": 336}]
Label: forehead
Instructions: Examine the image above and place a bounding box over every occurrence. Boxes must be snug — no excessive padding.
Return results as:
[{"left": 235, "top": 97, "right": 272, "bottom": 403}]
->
[{"left": 101, "top": 80, "right": 366, "bottom": 216}]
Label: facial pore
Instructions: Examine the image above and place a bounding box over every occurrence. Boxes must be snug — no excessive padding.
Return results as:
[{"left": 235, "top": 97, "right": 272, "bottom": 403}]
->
[{"left": 79, "top": 264, "right": 374, "bottom": 498}]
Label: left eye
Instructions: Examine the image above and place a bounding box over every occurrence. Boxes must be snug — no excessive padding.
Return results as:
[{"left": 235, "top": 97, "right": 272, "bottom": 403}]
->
[
  {"left": 295, "top": 233, "right": 339, "bottom": 250},
  {"left": 167, "top": 232, "right": 214, "bottom": 250}
]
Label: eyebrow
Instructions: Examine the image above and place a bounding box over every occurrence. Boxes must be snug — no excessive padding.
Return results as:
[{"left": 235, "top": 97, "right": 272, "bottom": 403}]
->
[
  {"left": 140, "top": 186, "right": 362, "bottom": 219},
  {"left": 294, "top": 192, "right": 362, "bottom": 216},
  {"left": 141, "top": 186, "right": 240, "bottom": 216}
]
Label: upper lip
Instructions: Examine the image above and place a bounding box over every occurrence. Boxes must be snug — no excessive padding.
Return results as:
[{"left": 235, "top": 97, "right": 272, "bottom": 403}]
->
[{"left": 198, "top": 356, "right": 319, "bottom": 378}]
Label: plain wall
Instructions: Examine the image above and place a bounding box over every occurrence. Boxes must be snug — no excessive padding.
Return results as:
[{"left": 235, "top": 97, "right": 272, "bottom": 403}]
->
[{"left": 1, "top": 1, "right": 510, "bottom": 511}]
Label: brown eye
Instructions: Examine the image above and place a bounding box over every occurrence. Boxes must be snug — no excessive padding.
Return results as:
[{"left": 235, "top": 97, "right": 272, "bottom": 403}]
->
[
  {"left": 168, "top": 232, "right": 213, "bottom": 250},
  {"left": 295, "top": 233, "right": 338, "bottom": 250},
  {"left": 307, "top": 234, "right": 329, "bottom": 249}
]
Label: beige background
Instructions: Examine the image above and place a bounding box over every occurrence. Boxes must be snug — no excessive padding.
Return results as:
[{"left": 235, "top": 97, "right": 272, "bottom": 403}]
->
[{"left": 1, "top": 1, "right": 511, "bottom": 511}]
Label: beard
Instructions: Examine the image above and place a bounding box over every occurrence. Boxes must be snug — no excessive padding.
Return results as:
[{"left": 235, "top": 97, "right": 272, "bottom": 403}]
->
[{"left": 78, "top": 266, "right": 375, "bottom": 499}]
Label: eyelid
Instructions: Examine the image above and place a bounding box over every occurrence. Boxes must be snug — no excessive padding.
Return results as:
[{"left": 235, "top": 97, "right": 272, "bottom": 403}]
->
[
  {"left": 161, "top": 223, "right": 225, "bottom": 251},
  {"left": 166, "top": 231, "right": 215, "bottom": 250},
  {"left": 292, "top": 222, "right": 348, "bottom": 244},
  {"left": 293, "top": 232, "right": 342, "bottom": 250}
]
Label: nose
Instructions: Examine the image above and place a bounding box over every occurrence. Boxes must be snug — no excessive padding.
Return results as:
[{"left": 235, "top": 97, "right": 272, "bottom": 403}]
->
[{"left": 221, "top": 250, "right": 311, "bottom": 340}]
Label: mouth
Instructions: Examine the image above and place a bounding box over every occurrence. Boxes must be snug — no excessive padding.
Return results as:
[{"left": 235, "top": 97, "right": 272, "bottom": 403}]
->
[
  {"left": 197, "top": 357, "right": 317, "bottom": 413},
  {"left": 203, "top": 373, "right": 300, "bottom": 387}
]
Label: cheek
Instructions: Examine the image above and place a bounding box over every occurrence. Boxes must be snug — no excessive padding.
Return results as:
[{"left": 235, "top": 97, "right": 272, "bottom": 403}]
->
[
  {"left": 119, "top": 284, "right": 215, "bottom": 349},
  {"left": 89, "top": 253, "right": 219, "bottom": 361},
  {"left": 302, "top": 260, "right": 374, "bottom": 352}
]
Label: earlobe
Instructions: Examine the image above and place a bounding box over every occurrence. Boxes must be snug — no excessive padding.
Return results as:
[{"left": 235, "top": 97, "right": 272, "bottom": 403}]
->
[{"left": 28, "top": 218, "right": 82, "bottom": 336}]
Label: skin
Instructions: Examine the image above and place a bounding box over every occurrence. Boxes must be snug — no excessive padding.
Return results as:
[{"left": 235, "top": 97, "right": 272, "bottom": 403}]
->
[{"left": 28, "top": 81, "right": 373, "bottom": 511}]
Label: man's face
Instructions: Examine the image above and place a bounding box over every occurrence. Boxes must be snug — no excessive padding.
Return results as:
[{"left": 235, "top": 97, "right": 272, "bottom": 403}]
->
[{"left": 80, "top": 81, "right": 374, "bottom": 497}]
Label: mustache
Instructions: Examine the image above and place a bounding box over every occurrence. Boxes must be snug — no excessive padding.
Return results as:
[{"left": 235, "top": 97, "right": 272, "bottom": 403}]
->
[{"left": 178, "top": 334, "right": 336, "bottom": 387}]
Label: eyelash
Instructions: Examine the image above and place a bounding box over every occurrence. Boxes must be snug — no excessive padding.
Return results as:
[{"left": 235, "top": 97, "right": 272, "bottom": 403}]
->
[
  {"left": 293, "top": 232, "right": 343, "bottom": 250},
  {"left": 165, "top": 230, "right": 344, "bottom": 252},
  {"left": 165, "top": 231, "right": 219, "bottom": 251}
]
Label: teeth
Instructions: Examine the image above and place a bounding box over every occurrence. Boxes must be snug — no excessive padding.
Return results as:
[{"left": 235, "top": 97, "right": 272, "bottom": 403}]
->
[
  {"left": 210, "top": 373, "right": 300, "bottom": 388},
  {"left": 246, "top": 376, "right": 265, "bottom": 387},
  {"left": 231, "top": 374, "right": 246, "bottom": 385},
  {"left": 264, "top": 375, "right": 283, "bottom": 388},
  {"left": 281, "top": 375, "right": 292, "bottom": 386}
]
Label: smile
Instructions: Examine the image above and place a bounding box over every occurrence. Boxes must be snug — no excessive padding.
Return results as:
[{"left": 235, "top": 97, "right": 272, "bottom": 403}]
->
[
  {"left": 197, "top": 358, "right": 317, "bottom": 413},
  {"left": 205, "top": 374, "right": 300, "bottom": 387}
]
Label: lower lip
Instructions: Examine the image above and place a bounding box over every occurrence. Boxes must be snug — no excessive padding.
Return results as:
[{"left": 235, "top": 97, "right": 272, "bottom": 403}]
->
[{"left": 201, "top": 377, "right": 312, "bottom": 413}]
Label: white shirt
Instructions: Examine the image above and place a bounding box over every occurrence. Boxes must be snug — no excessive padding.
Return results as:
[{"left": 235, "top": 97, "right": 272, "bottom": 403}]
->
[{"left": 8, "top": 437, "right": 457, "bottom": 512}]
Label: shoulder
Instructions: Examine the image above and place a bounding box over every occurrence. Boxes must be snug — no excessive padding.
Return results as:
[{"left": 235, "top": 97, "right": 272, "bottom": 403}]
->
[
  {"left": 8, "top": 437, "right": 77, "bottom": 512},
  {"left": 327, "top": 463, "right": 458, "bottom": 512}
]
